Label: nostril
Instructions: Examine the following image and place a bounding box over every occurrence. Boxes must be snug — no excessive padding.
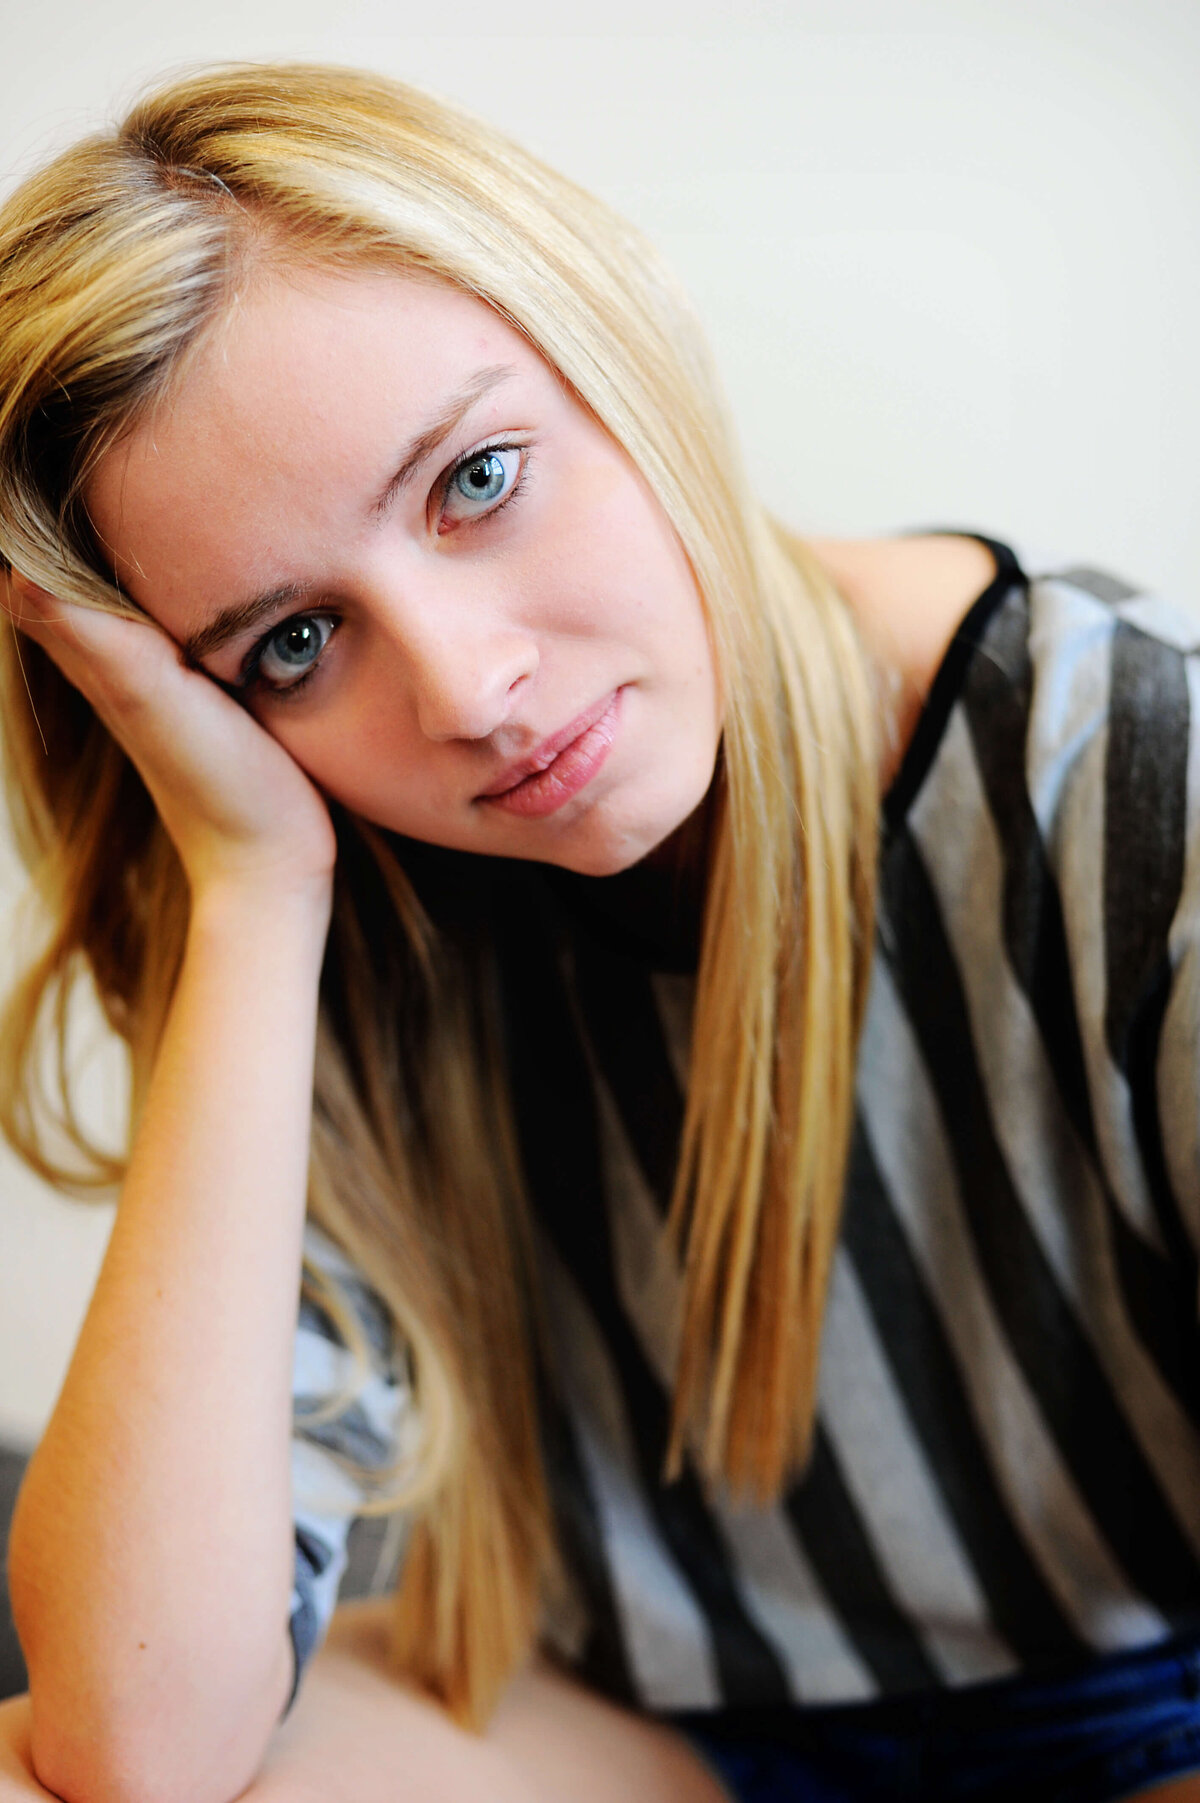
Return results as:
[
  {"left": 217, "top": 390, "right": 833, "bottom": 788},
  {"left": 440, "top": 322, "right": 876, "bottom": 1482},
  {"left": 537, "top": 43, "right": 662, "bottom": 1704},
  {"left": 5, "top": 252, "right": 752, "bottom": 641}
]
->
[{"left": 403, "top": 607, "right": 538, "bottom": 743}]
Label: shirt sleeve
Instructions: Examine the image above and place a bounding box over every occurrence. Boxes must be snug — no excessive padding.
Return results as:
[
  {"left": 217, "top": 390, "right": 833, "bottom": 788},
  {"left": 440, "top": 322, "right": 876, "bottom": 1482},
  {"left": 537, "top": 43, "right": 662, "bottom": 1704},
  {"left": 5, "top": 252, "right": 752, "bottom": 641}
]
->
[
  {"left": 285, "top": 1221, "right": 414, "bottom": 1711},
  {"left": 1016, "top": 566, "right": 1200, "bottom": 1268},
  {"left": 1080, "top": 600, "right": 1200, "bottom": 1272},
  {"left": 1148, "top": 637, "right": 1200, "bottom": 1276}
]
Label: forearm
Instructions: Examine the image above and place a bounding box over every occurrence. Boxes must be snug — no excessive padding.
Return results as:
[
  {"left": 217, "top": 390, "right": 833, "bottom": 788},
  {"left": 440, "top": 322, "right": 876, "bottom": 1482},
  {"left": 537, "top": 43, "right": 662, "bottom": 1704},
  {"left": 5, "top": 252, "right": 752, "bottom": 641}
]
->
[{"left": 9, "top": 880, "right": 331, "bottom": 1803}]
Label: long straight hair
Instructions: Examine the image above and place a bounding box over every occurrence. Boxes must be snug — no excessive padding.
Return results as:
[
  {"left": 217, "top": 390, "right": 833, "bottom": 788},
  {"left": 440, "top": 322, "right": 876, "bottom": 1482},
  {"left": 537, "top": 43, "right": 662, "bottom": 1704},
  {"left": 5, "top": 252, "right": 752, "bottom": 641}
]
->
[{"left": 0, "top": 64, "right": 879, "bottom": 1725}]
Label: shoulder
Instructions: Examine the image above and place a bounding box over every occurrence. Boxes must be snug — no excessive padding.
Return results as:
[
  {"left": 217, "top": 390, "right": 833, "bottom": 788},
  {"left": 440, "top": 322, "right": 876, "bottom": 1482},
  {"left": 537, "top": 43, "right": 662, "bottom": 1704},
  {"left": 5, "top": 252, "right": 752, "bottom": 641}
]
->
[
  {"left": 807, "top": 531, "right": 1001, "bottom": 700},
  {"left": 807, "top": 531, "right": 1014, "bottom": 789}
]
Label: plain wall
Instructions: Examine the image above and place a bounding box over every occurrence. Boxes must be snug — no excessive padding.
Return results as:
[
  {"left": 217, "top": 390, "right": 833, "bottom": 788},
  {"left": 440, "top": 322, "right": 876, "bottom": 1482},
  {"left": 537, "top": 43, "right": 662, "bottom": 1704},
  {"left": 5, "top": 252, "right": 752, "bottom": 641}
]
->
[{"left": 1, "top": 0, "right": 1198, "bottom": 1445}]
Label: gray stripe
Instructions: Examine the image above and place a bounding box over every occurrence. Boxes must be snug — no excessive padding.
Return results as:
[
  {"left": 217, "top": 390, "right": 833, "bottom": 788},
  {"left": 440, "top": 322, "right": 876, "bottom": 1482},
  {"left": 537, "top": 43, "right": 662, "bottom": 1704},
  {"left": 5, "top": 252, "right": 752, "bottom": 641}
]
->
[
  {"left": 820, "top": 1252, "right": 1017, "bottom": 1685},
  {"left": 712, "top": 1494, "right": 877, "bottom": 1704},
  {"left": 858, "top": 958, "right": 1167, "bottom": 1650}
]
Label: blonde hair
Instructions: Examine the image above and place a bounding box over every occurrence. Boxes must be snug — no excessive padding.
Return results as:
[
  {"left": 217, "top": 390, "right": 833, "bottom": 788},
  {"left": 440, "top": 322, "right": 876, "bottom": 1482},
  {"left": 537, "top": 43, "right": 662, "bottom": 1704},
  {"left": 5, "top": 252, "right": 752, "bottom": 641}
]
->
[{"left": 0, "top": 64, "right": 879, "bottom": 1726}]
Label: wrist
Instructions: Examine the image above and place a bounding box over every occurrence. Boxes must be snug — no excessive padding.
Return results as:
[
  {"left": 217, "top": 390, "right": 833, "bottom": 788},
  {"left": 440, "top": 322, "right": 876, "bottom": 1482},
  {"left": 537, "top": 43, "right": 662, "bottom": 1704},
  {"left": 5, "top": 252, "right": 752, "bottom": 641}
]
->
[{"left": 188, "top": 871, "right": 334, "bottom": 953}]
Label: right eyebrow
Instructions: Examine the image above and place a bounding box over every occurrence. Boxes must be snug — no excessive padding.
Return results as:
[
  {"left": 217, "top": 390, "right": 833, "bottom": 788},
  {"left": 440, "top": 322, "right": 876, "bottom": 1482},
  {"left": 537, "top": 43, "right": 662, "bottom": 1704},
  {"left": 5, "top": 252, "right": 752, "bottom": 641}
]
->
[{"left": 369, "top": 363, "right": 515, "bottom": 520}]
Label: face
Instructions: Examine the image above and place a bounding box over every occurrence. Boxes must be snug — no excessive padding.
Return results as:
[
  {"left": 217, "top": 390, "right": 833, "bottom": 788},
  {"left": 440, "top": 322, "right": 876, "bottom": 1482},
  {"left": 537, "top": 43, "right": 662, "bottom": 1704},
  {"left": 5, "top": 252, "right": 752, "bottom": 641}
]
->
[{"left": 85, "top": 265, "right": 721, "bottom": 877}]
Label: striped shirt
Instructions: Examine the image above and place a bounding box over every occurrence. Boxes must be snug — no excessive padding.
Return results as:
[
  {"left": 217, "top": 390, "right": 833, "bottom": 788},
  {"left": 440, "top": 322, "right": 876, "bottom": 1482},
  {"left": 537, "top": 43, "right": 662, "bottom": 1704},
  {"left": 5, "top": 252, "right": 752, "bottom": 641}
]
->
[{"left": 289, "top": 534, "right": 1200, "bottom": 1714}]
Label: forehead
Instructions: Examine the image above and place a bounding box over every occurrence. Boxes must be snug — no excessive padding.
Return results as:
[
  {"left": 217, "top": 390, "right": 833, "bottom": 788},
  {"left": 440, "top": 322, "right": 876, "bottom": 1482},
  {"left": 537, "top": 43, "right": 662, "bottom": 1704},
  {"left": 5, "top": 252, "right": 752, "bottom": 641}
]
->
[{"left": 84, "top": 266, "right": 543, "bottom": 613}]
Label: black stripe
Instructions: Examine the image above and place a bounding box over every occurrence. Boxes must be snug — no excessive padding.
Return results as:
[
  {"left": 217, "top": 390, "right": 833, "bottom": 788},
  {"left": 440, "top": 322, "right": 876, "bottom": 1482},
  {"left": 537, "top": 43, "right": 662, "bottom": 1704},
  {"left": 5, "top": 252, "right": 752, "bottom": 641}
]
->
[
  {"left": 570, "top": 931, "right": 686, "bottom": 1218},
  {"left": 784, "top": 1424, "right": 942, "bottom": 1694},
  {"left": 959, "top": 595, "right": 1200, "bottom": 1425},
  {"left": 879, "top": 825, "right": 1200, "bottom": 1624},
  {"left": 1104, "top": 620, "right": 1194, "bottom": 1236},
  {"left": 1104, "top": 621, "right": 1189, "bottom": 1063},
  {"left": 535, "top": 1358, "right": 638, "bottom": 1703},
  {"left": 493, "top": 883, "right": 792, "bottom": 1706},
  {"left": 1048, "top": 566, "right": 1141, "bottom": 608},
  {"left": 842, "top": 1122, "right": 1087, "bottom": 1665}
]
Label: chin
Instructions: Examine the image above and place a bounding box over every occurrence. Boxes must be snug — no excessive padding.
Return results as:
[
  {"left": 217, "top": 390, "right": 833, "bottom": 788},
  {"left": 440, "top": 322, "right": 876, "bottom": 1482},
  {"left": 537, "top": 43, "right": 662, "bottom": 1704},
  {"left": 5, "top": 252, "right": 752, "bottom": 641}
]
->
[
  {"left": 550, "top": 842, "right": 652, "bottom": 878},
  {"left": 538, "top": 787, "right": 710, "bottom": 878}
]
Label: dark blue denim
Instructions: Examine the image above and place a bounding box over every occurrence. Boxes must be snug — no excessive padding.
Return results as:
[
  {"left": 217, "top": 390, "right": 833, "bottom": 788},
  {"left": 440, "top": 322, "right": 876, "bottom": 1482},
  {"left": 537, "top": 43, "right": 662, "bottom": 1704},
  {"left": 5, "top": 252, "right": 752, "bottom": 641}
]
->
[{"left": 668, "top": 1635, "right": 1200, "bottom": 1802}]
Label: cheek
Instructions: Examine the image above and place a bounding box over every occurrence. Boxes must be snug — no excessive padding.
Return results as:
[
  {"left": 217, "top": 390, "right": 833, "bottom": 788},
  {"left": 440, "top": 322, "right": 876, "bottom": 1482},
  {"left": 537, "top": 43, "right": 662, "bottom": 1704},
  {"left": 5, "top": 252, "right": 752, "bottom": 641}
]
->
[
  {"left": 248, "top": 708, "right": 360, "bottom": 800},
  {"left": 543, "top": 446, "right": 668, "bottom": 583},
  {"left": 255, "top": 696, "right": 434, "bottom": 835},
  {"left": 580, "top": 477, "right": 706, "bottom": 641}
]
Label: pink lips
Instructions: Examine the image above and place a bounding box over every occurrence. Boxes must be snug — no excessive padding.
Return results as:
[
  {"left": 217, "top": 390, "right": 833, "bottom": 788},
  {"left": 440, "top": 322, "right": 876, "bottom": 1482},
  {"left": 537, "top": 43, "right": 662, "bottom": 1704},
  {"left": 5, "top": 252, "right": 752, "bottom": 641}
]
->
[{"left": 478, "top": 689, "right": 624, "bottom": 818}]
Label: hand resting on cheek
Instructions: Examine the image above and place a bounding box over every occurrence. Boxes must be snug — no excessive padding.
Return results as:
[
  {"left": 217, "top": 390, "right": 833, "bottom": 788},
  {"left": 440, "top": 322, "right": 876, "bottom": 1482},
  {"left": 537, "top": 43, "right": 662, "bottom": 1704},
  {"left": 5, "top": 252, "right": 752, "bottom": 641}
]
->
[{"left": 3, "top": 569, "right": 337, "bottom": 905}]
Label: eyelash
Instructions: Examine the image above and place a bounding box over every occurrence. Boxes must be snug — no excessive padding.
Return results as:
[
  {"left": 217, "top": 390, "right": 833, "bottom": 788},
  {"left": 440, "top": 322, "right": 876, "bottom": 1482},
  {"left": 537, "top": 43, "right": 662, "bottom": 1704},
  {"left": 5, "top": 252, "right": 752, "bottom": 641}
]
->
[{"left": 236, "top": 438, "right": 530, "bottom": 702}]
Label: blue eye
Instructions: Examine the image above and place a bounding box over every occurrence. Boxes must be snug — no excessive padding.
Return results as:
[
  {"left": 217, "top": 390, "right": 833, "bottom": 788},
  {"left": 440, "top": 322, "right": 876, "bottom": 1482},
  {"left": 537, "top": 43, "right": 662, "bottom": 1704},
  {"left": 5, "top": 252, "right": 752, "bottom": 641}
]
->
[
  {"left": 256, "top": 613, "right": 336, "bottom": 690},
  {"left": 443, "top": 446, "right": 521, "bottom": 522}
]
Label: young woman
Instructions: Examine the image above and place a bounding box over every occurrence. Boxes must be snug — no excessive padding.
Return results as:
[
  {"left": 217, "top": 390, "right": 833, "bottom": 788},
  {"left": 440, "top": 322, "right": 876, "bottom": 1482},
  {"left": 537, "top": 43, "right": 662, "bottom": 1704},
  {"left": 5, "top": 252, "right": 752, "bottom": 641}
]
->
[{"left": 0, "top": 61, "right": 1198, "bottom": 1803}]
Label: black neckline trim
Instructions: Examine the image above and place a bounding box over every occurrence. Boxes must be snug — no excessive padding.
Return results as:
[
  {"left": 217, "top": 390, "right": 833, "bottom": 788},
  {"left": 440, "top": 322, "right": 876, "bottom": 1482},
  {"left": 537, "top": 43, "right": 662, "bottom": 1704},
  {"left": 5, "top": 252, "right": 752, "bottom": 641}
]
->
[{"left": 881, "top": 531, "right": 1026, "bottom": 834}]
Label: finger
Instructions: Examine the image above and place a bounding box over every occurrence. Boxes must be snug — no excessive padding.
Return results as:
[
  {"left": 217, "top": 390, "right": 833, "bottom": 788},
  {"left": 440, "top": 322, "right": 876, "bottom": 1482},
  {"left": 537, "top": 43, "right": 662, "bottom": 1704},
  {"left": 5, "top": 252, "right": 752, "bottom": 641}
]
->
[
  {"left": 2, "top": 589, "right": 193, "bottom": 766},
  {"left": 3, "top": 580, "right": 109, "bottom": 660},
  {"left": 6, "top": 585, "right": 153, "bottom": 673},
  {"left": 1, "top": 571, "right": 58, "bottom": 628},
  {"left": 4, "top": 573, "right": 144, "bottom": 643}
]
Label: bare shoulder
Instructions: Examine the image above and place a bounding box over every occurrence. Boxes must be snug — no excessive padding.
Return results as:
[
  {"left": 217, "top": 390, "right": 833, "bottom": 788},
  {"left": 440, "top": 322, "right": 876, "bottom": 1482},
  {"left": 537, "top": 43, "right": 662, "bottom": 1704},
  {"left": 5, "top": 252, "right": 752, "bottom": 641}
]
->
[
  {"left": 806, "top": 532, "right": 1000, "bottom": 782},
  {"left": 806, "top": 532, "right": 998, "bottom": 692}
]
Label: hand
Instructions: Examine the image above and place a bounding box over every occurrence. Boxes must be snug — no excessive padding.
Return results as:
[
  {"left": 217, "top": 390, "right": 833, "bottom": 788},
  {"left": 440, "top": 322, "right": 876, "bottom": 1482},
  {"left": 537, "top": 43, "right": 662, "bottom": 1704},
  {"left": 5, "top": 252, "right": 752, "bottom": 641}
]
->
[{"left": 4, "top": 572, "right": 337, "bottom": 904}]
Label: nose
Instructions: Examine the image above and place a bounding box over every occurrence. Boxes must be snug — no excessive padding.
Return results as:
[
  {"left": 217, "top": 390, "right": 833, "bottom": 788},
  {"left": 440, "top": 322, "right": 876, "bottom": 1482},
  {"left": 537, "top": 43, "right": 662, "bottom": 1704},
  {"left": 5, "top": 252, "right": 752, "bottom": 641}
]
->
[
  {"left": 372, "top": 568, "right": 539, "bottom": 743},
  {"left": 413, "top": 625, "right": 538, "bottom": 743}
]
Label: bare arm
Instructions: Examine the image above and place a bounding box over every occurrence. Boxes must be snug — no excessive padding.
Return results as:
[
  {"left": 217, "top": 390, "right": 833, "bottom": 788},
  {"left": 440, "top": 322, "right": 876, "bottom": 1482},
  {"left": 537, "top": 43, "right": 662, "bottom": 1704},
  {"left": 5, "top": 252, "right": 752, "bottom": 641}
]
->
[
  {"left": 4, "top": 582, "right": 337, "bottom": 1803},
  {"left": 0, "top": 1602, "right": 736, "bottom": 1803}
]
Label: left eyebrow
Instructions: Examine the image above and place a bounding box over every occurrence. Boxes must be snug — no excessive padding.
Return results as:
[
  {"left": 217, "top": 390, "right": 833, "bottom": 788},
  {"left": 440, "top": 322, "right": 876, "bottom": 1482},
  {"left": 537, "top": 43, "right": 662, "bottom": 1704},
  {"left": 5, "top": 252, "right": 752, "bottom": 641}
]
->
[
  {"left": 180, "top": 363, "right": 517, "bottom": 667},
  {"left": 369, "top": 362, "right": 516, "bottom": 519},
  {"left": 182, "top": 581, "right": 307, "bottom": 668}
]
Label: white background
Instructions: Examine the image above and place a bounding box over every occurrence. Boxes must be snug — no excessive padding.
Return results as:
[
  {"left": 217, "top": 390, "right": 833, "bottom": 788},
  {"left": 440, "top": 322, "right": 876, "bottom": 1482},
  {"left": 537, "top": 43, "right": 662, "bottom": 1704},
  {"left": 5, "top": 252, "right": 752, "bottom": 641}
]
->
[{"left": 1, "top": 0, "right": 1197, "bottom": 1446}]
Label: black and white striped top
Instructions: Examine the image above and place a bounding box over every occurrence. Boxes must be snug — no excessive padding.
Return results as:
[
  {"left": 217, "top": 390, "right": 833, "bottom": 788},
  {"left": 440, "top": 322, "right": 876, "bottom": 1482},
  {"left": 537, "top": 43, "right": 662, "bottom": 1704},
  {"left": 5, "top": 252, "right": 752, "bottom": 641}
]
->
[{"left": 289, "top": 535, "right": 1200, "bottom": 1715}]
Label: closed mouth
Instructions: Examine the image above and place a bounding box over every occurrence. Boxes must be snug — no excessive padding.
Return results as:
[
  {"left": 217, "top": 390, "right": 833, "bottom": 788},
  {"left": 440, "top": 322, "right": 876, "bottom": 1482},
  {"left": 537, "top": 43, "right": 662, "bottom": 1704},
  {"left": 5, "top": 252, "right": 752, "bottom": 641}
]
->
[
  {"left": 476, "top": 689, "right": 624, "bottom": 818},
  {"left": 477, "top": 690, "right": 620, "bottom": 799}
]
